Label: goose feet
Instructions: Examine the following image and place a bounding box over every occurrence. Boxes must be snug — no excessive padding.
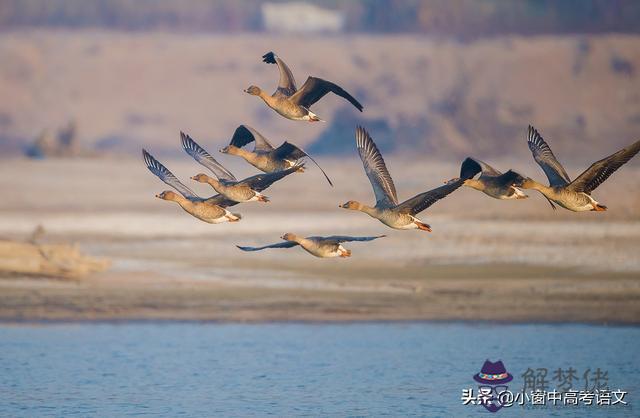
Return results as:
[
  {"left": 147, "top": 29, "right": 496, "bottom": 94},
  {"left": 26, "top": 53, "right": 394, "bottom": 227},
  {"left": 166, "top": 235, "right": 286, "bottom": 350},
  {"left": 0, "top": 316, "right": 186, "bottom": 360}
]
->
[
  {"left": 415, "top": 221, "right": 432, "bottom": 232},
  {"left": 592, "top": 203, "right": 608, "bottom": 211}
]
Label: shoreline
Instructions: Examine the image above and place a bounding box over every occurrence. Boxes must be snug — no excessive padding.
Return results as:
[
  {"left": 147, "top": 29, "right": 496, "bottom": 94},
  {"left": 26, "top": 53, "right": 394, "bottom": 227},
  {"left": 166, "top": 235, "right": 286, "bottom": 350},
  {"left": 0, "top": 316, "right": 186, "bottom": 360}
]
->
[
  {"left": 2, "top": 263, "right": 638, "bottom": 325},
  {"left": 1, "top": 318, "right": 639, "bottom": 327}
]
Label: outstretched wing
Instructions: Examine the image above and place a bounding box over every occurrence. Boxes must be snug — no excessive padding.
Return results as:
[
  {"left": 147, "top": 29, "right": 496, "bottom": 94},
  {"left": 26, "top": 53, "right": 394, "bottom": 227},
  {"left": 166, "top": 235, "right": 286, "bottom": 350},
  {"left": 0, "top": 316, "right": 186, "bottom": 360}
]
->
[
  {"left": 262, "top": 51, "right": 297, "bottom": 97},
  {"left": 180, "top": 132, "right": 236, "bottom": 182},
  {"left": 290, "top": 76, "right": 363, "bottom": 112},
  {"left": 142, "top": 149, "right": 198, "bottom": 199},
  {"left": 321, "top": 235, "right": 386, "bottom": 244},
  {"left": 568, "top": 139, "right": 640, "bottom": 194},
  {"left": 237, "top": 241, "right": 299, "bottom": 252},
  {"left": 273, "top": 142, "right": 333, "bottom": 186},
  {"left": 203, "top": 194, "right": 239, "bottom": 208},
  {"left": 395, "top": 180, "right": 464, "bottom": 216},
  {"left": 273, "top": 141, "right": 306, "bottom": 160},
  {"left": 229, "top": 125, "right": 274, "bottom": 152},
  {"left": 464, "top": 157, "right": 501, "bottom": 176},
  {"left": 240, "top": 163, "right": 302, "bottom": 192},
  {"left": 355, "top": 126, "right": 398, "bottom": 207},
  {"left": 527, "top": 125, "right": 571, "bottom": 187}
]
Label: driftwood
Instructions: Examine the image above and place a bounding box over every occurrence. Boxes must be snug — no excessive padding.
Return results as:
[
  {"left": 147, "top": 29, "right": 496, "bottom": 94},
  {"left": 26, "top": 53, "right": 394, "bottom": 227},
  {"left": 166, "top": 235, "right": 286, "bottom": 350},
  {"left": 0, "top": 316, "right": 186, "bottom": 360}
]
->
[{"left": 0, "top": 239, "right": 110, "bottom": 279}]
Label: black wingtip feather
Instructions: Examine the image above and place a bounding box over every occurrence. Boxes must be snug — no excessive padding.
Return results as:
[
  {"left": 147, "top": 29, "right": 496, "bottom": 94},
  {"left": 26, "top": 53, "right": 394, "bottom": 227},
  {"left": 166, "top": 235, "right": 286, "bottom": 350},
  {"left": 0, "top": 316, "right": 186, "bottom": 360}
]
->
[
  {"left": 262, "top": 52, "right": 276, "bottom": 64},
  {"left": 180, "top": 132, "right": 196, "bottom": 150},
  {"left": 181, "top": 132, "right": 210, "bottom": 159},
  {"left": 142, "top": 149, "right": 155, "bottom": 168},
  {"left": 528, "top": 124, "right": 542, "bottom": 144}
]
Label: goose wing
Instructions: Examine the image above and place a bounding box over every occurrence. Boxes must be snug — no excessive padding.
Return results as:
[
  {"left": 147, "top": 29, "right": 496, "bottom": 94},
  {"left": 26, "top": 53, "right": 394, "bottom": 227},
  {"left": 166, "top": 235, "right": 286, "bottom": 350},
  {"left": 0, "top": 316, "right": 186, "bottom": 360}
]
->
[
  {"left": 203, "top": 194, "right": 239, "bottom": 208},
  {"left": 262, "top": 51, "right": 297, "bottom": 97},
  {"left": 237, "top": 241, "right": 299, "bottom": 252},
  {"left": 527, "top": 125, "right": 571, "bottom": 187},
  {"left": 240, "top": 163, "right": 303, "bottom": 192},
  {"left": 320, "top": 235, "right": 386, "bottom": 244},
  {"left": 355, "top": 126, "right": 398, "bottom": 207},
  {"left": 395, "top": 180, "right": 464, "bottom": 216},
  {"left": 273, "top": 142, "right": 333, "bottom": 186},
  {"left": 568, "top": 139, "right": 640, "bottom": 194},
  {"left": 462, "top": 157, "right": 525, "bottom": 187},
  {"left": 180, "top": 132, "right": 237, "bottom": 182},
  {"left": 289, "top": 77, "right": 363, "bottom": 112},
  {"left": 142, "top": 149, "right": 198, "bottom": 199},
  {"left": 463, "top": 157, "right": 501, "bottom": 176},
  {"left": 229, "top": 125, "right": 274, "bottom": 152}
]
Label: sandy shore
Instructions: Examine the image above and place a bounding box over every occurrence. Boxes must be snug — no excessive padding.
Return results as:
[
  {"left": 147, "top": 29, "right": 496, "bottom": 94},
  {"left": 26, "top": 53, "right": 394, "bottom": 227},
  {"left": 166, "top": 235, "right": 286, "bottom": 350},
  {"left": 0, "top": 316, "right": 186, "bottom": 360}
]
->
[
  {"left": 2, "top": 262, "right": 639, "bottom": 323},
  {"left": 1, "top": 158, "right": 639, "bottom": 323}
]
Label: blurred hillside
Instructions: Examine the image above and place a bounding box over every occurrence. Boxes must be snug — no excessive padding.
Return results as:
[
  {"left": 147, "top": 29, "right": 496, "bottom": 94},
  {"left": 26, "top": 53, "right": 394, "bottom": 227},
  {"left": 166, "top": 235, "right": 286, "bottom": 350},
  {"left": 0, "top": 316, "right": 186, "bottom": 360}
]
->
[
  {"left": 1, "top": 0, "right": 639, "bottom": 37},
  {"left": 0, "top": 31, "right": 638, "bottom": 160}
]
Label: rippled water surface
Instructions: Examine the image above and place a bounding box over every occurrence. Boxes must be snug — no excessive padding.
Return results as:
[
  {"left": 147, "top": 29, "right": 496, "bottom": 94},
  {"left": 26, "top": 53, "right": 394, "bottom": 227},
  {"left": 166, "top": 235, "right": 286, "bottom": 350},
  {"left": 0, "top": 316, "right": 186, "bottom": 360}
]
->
[{"left": 0, "top": 323, "right": 638, "bottom": 417}]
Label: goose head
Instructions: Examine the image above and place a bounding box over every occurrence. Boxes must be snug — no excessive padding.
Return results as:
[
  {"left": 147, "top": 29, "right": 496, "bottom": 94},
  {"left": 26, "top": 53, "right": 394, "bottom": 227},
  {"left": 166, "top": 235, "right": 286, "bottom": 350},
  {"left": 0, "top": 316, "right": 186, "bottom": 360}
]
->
[
  {"left": 190, "top": 173, "right": 213, "bottom": 184},
  {"left": 338, "top": 200, "right": 363, "bottom": 211},
  {"left": 519, "top": 177, "right": 537, "bottom": 189},
  {"left": 244, "top": 85, "right": 262, "bottom": 96},
  {"left": 220, "top": 145, "right": 239, "bottom": 155},
  {"left": 281, "top": 232, "right": 298, "bottom": 241},
  {"left": 155, "top": 190, "right": 178, "bottom": 201}
]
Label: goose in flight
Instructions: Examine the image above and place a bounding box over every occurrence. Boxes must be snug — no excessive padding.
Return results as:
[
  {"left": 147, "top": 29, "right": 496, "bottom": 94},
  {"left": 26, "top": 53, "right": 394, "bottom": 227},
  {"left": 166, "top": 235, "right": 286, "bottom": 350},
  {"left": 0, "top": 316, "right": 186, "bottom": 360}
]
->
[
  {"left": 456, "top": 157, "right": 528, "bottom": 200},
  {"left": 339, "top": 127, "right": 476, "bottom": 231},
  {"left": 142, "top": 149, "right": 241, "bottom": 223},
  {"left": 521, "top": 125, "right": 640, "bottom": 211},
  {"left": 220, "top": 125, "right": 333, "bottom": 185},
  {"left": 181, "top": 132, "right": 302, "bottom": 203},
  {"left": 244, "top": 51, "right": 363, "bottom": 122},
  {"left": 237, "top": 233, "right": 385, "bottom": 258}
]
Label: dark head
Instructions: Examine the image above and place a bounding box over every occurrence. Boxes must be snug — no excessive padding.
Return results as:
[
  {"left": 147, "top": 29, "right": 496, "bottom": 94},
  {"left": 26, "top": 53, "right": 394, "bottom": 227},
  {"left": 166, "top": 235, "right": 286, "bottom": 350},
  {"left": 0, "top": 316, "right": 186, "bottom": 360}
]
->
[
  {"left": 338, "top": 200, "right": 362, "bottom": 211},
  {"left": 244, "top": 85, "right": 261, "bottom": 96},
  {"left": 155, "top": 190, "right": 178, "bottom": 201}
]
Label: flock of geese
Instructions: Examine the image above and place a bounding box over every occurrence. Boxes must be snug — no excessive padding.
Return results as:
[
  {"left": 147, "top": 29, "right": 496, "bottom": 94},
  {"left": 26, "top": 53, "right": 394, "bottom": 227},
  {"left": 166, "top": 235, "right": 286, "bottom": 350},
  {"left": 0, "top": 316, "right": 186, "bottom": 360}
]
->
[{"left": 143, "top": 51, "right": 640, "bottom": 258}]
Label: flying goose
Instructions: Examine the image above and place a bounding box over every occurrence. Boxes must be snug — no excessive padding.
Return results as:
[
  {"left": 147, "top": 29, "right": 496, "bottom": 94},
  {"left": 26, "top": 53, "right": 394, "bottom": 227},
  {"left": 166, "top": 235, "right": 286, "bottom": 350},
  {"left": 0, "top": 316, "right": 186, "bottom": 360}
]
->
[
  {"left": 237, "top": 233, "right": 385, "bottom": 258},
  {"left": 220, "top": 125, "right": 333, "bottom": 185},
  {"left": 339, "top": 127, "right": 476, "bottom": 231},
  {"left": 142, "top": 149, "right": 241, "bottom": 223},
  {"left": 457, "top": 157, "right": 528, "bottom": 200},
  {"left": 181, "top": 132, "right": 302, "bottom": 203},
  {"left": 521, "top": 125, "right": 640, "bottom": 211},
  {"left": 244, "top": 51, "right": 363, "bottom": 122}
]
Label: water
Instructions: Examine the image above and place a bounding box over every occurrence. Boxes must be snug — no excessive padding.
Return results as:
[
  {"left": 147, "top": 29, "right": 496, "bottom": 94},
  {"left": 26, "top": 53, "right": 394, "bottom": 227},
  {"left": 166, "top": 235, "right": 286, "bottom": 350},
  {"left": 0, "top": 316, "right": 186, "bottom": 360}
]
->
[{"left": 0, "top": 322, "right": 637, "bottom": 417}]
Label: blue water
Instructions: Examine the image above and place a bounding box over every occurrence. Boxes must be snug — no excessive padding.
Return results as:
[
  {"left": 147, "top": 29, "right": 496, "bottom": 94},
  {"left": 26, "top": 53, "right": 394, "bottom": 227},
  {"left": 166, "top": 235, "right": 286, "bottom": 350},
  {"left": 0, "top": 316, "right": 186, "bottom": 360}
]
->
[{"left": 0, "top": 322, "right": 637, "bottom": 417}]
